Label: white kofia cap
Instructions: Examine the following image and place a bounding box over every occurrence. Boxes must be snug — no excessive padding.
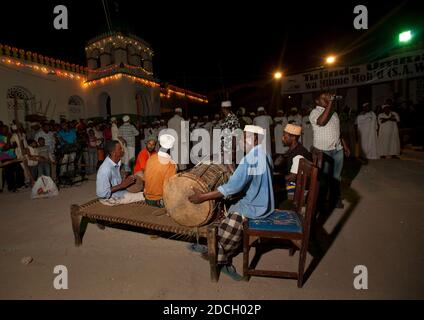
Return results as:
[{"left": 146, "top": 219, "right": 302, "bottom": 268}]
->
[
  {"left": 123, "top": 115, "right": 130, "bottom": 122},
  {"left": 257, "top": 106, "right": 265, "bottom": 112},
  {"left": 175, "top": 107, "right": 183, "bottom": 113},
  {"left": 221, "top": 100, "right": 232, "bottom": 108},
  {"left": 159, "top": 134, "right": 176, "bottom": 149},
  {"left": 244, "top": 125, "right": 265, "bottom": 135}
]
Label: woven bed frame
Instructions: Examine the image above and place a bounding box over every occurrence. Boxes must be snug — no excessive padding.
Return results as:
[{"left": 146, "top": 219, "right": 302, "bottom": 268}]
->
[{"left": 70, "top": 199, "right": 220, "bottom": 281}]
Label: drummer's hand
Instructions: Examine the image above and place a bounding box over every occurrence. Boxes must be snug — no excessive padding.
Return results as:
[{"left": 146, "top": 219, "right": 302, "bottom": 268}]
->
[
  {"left": 121, "top": 175, "right": 136, "bottom": 188},
  {"left": 188, "top": 187, "right": 204, "bottom": 204}
]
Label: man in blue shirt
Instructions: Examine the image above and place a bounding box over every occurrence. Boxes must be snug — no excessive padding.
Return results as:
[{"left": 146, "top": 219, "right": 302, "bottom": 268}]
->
[
  {"left": 189, "top": 125, "right": 274, "bottom": 280},
  {"left": 97, "top": 140, "right": 145, "bottom": 206}
]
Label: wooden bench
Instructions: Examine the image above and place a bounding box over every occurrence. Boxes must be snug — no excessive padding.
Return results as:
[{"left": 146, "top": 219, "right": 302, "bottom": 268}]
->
[{"left": 70, "top": 200, "right": 220, "bottom": 281}]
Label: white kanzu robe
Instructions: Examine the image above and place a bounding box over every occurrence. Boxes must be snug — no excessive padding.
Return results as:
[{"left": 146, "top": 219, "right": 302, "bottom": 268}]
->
[
  {"left": 301, "top": 116, "right": 313, "bottom": 152},
  {"left": 168, "top": 114, "right": 189, "bottom": 170},
  {"left": 253, "top": 115, "right": 273, "bottom": 154},
  {"left": 274, "top": 117, "right": 288, "bottom": 154},
  {"left": 377, "top": 112, "right": 400, "bottom": 157},
  {"left": 356, "top": 111, "right": 378, "bottom": 159}
]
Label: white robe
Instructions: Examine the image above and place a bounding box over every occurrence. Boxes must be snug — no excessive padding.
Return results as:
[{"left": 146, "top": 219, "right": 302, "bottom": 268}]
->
[
  {"left": 274, "top": 117, "right": 288, "bottom": 154},
  {"left": 377, "top": 112, "right": 400, "bottom": 156},
  {"left": 301, "top": 116, "right": 314, "bottom": 152},
  {"left": 253, "top": 115, "right": 273, "bottom": 154},
  {"left": 168, "top": 114, "right": 189, "bottom": 170},
  {"left": 287, "top": 114, "right": 302, "bottom": 126},
  {"left": 356, "top": 111, "right": 378, "bottom": 159}
]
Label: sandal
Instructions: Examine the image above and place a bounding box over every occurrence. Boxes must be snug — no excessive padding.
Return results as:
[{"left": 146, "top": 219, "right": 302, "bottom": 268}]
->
[
  {"left": 220, "top": 264, "right": 244, "bottom": 281},
  {"left": 187, "top": 243, "right": 208, "bottom": 254}
]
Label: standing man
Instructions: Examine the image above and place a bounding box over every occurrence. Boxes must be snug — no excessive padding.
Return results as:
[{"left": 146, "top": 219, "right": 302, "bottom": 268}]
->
[
  {"left": 119, "top": 115, "right": 139, "bottom": 172},
  {"left": 274, "top": 110, "right": 288, "bottom": 156},
  {"left": 220, "top": 101, "right": 241, "bottom": 165},
  {"left": 188, "top": 125, "right": 274, "bottom": 280},
  {"left": 301, "top": 107, "right": 314, "bottom": 152},
  {"left": 253, "top": 106, "right": 273, "bottom": 155},
  {"left": 168, "top": 107, "right": 189, "bottom": 171},
  {"left": 310, "top": 92, "right": 350, "bottom": 209},
  {"left": 377, "top": 104, "right": 401, "bottom": 159},
  {"left": 287, "top": 107, "right": 302, "bottom": 126},
  {"left": 355, "top": 102, "right": 378, "bottom": 160}
]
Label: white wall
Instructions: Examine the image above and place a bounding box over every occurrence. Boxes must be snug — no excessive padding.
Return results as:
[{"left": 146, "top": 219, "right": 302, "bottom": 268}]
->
[
  {"left": 0, "top": 62, "right": 161, "bottom": 124},
  {"left": 0, "top": 62, "right": 87, "bottom": 124}
]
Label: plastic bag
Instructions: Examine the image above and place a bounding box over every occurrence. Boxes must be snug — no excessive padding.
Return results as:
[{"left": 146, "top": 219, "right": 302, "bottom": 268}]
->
[{"left": 31, "top": 175, "right": 59, "bottom": 199}]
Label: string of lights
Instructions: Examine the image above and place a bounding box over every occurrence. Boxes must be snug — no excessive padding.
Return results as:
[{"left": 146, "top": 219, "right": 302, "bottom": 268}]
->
[
  {"left": 0, "top": 43, "right": 207, "bottom": 104},
  {"left": 85, "top": 34, "right": 154, "bottom": 56}
]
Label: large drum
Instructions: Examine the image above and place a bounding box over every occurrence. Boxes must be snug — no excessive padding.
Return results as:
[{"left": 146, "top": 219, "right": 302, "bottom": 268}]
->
[{"left": 163, "top": 163, "right": 230, "bottom": 227}]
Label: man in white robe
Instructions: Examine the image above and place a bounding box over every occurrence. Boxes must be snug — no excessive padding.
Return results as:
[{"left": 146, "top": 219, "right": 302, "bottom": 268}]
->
[
  {"left": 377, "top": 104, "right": 401, "bottom": 158},
  {"left": 253, "top": 106, "right": 273, "bottom": 154},
  {"left": 274, "top": 110, "right": 288, "bottom": 155},
  {"left": 287, "top": 107, "right": 302, "bottom": 126},
  {"left": 167, "top": 107, "right": 189, "bottom": 170},
  {"left": 355, "top": 103, "right": 378, "bottom": 160},
  {"left": 301, "top": 108, "right": 314, "bottom": 152}
]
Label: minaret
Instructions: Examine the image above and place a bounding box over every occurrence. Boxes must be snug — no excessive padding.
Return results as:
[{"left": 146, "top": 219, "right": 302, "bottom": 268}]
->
[{"left": 85, "top": 31, "right": 154, "bottom": 81}]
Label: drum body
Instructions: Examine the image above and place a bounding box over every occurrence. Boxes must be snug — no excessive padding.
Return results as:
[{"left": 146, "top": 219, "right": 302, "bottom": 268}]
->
[{"left": 163, "top": 164, "right": 229, "bottom": 227}]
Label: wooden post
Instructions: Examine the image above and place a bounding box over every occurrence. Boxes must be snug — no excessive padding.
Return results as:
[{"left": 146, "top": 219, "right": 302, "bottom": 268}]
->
[
  {"left": 207, "top": 223, "right": 218, "bottom": 282},
  {"left": 13, "top": 97, "right": 34, "bottom": 186},
  {"left": 71, "top": 204, "right": 83, "bottom": 247}
]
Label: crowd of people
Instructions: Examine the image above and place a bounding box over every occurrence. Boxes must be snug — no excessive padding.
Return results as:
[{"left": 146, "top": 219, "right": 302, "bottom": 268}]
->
[
  {"left": 0, "top": 93, "right": 421, "bottom": 194},
  {"left": 1, "top": 91, "right": 422, "bottom": 280}
]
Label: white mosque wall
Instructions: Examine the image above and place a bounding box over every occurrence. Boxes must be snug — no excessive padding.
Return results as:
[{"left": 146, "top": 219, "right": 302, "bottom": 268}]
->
[{"left": 0, "top": 62, "right": 87, "bottom": 124}]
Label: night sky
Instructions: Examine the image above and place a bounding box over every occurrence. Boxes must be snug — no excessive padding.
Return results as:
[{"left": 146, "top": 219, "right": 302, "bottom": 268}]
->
[{"left": 0, "top": 0, "right": 423, "bottom": 95}]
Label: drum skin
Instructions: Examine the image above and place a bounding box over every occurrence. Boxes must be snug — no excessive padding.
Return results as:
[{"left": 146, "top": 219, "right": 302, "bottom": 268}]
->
[{"left": 163, "top": 164, "right": 229, "bottom": 227}]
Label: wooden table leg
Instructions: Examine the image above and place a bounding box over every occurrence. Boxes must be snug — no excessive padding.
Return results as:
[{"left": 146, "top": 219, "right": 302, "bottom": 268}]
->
[
  {"left": 207, "top": 224, "right": 218, "bottom": 282},
  {"left": 71, "top": 204, "right": 83, "bottom": 247}
]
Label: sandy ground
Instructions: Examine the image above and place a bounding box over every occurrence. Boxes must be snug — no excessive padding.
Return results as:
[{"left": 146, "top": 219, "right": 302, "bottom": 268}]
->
[{"left": 1, "top": 150, "right": 424, "bottom": 299}]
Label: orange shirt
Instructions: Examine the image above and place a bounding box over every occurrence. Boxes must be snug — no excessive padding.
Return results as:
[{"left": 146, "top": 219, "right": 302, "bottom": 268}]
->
[
  {"left": 133, "top": 148, "right": 157, "bottom": 174},
  {"left": 144, "top": 153, "right": 177, "bottom": 200}
]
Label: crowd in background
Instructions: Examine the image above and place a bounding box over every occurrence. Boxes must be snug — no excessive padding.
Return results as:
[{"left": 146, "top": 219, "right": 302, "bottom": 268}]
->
[{"left": 0, "top": 95, "right": 423, "bottom": 193}]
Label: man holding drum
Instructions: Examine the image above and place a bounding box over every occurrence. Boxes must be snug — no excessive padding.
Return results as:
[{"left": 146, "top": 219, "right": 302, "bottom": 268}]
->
[{"left": 188, "top": 125, "right": 274, "bottom": 281}]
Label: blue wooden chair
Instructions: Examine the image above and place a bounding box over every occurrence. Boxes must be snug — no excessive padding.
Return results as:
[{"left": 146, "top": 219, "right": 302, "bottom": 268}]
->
[{"left": 243, "top": 158, "right": 319, "bottom": 287}]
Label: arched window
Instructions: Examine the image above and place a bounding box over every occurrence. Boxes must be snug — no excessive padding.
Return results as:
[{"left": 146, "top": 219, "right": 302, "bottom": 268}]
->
[
  {"left": 68, "top": 95, "right": 85, "bottom": 120},
  {"left": 6, "top": 86, "right": 33, "bottom": 123}
]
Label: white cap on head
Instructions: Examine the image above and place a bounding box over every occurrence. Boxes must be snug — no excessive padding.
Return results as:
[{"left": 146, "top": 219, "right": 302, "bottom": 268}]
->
[
  {"left": 257, "top": 106, "right": 265, "bottom": 112},
  {"left": 244, "top": 125, "right": 265, "bottom": 135},
  {"left": 382, "top": 104, "right": 390, "bottom": 109},
  {"left": 291, "top": 107, "right": 298, "bottom": 111},
  {"left": 175, "top": 107, "right": 183, "bottom": 113},
  {"left": 193, "top": 116, "right": 198, "bottom": 120},
  {"left": 362, "top": 102, "right": 370, "bottom": 107},
  {"left": 11, "top": 124, "right": 18, "bottom": 130},
  {"left": 277, "top": 109, "right": 284, "bottom": 114},
  {"left": 239, "top": 107, "right": 246, "bottom": 115},
  {"left": 159, "top": 134, "right": 176, "bottom": 149},
  {"left": 250, "top": 112, "right": 256, "bottom": 116},
  {"left": 110, "top": 117, "right": 116, "bottom": 122},
  {"left": 284, "top": 124, "right": 302, "bottom": 136},
  {"left": 88, "top": 120, "right": 94, "bottom": 124},
  {"left": 221, "top": 100, "right": 232, "bottom": 108},
  {"left": 123, "top": 115, "right": 130, "bottom": 122},
  {"left": 30, "top": 122, "right": 39, "bottom": 127},
  {"left": 160, "top": 119, "right": 165, "bottom": 123}
]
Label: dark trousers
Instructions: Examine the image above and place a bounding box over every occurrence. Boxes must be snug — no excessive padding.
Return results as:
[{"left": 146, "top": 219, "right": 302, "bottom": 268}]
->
[{"left": 4, "top": 162, "right": 25, "bottom": 191}]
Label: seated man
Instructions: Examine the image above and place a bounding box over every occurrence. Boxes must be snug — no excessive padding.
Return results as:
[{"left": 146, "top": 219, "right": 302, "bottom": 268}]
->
[
  {"left": 133, "top": 135, "right": 157, "bottom": 176},
  {"left": 188, "top": 125, "right": 274, "bottom": 281},
  {"left": 143, "top": 134, "right": 177, "bottom": 208},
  {"left": 96, "top": 140, "right": 145, "bottom": 206},
  {"left": 282, "top": 124, "right": 312, "bottom": 195}
]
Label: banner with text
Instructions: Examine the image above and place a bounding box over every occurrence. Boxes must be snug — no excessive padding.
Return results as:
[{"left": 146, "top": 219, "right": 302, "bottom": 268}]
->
[{"left": 281, "top": 49, "right": 424, "bottom": 94}]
